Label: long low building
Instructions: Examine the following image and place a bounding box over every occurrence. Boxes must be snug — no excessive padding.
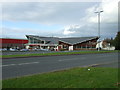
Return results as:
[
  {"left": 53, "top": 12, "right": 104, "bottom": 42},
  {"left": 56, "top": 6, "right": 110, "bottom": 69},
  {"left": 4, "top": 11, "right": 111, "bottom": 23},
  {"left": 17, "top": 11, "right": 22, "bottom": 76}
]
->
[
  {"left": 26, "top": 35, "right": 99, "bottom": 51},
  {"left": 0, "top": 38, "right": 28, "bottom": 50}
]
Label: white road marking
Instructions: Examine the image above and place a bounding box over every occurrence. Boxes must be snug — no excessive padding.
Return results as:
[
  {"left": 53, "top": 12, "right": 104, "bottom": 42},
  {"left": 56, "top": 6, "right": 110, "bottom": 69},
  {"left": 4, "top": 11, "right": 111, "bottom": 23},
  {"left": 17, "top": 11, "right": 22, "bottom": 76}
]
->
[
  {"left": 58, "top": 57, "right": 86, "bottom": 61},
  {"left": 18, "top": 62, "right": 39, "bottom": 65},
  {"left": 2, "top": 64, "right": 16, "bottom": 67},
  {"left": 1, "top": 62, "right": 39, "bottom": 67}
]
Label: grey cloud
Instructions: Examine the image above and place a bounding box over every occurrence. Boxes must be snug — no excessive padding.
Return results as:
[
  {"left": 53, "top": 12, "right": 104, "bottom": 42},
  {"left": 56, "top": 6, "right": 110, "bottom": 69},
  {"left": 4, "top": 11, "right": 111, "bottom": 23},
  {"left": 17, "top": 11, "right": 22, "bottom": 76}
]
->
[
  {"left": 1, "top": 27, "right": 63, "bottom": 38},
  {"left": 2, "top": 2, "right": 98, "bottom": 25},
  {"left": 1, "top": 2, "right": 118, "bottom": 39},
  {"left": 62, "top": 22, "right": 118, "bottom": 39}
]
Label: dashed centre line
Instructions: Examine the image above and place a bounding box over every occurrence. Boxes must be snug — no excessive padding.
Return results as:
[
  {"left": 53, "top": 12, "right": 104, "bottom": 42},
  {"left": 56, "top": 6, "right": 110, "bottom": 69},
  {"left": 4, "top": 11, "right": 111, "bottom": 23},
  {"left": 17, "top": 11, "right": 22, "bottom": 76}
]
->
[
  {"left": 58, "top": 57, "right": 86, "bottom": 61},
  {"left": 1, "top": 62, "right": 39, "bottom": 67}
]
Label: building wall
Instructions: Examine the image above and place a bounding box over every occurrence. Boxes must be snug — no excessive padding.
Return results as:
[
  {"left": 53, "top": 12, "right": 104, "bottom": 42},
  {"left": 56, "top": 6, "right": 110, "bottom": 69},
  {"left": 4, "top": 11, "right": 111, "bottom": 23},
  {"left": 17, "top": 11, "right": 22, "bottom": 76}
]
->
[
  {"left": 59, "top": 39, "right": 98, "bottom": 51},
  {"left": 58, "top": 41, "right": 71, "bottom": 50},
  {"left": 0, "top": 38, "right": 28, "bottom": 49},
  {"left": 73, "top": 39, "right": 97, "bottom": 50}
]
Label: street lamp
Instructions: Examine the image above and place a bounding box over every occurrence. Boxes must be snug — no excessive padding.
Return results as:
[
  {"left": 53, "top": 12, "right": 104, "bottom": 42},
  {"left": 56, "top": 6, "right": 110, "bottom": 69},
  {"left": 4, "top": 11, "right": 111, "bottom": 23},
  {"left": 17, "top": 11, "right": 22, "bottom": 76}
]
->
[{"left": 95, "top": 10, "right": 103, "bottom": 51}]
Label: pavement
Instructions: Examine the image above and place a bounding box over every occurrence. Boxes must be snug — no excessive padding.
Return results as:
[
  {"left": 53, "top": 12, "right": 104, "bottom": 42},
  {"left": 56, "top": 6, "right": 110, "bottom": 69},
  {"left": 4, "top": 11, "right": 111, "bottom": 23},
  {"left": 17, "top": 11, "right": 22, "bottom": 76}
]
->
[
  {"left": 2, "top": 50, "right": 97, "bottom": 55},
  {"left": 2, "top": 52, "right": 119, "bottom": 79}
]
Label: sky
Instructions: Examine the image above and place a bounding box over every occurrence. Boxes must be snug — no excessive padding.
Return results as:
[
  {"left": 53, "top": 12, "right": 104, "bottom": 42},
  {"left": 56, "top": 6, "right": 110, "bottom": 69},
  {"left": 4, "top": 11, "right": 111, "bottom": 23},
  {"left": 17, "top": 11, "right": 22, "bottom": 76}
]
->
[{"left": 0, "top": 0, "right": 119, "bottom": 40}]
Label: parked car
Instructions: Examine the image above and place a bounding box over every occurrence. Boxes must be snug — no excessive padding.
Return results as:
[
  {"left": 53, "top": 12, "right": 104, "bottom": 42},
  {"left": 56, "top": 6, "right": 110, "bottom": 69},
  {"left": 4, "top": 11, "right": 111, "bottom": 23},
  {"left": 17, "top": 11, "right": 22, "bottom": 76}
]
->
[
  {"left": 20, "top": 49, "right": 29, "bottom": 51},
  {"left": 0, "top": 48, "right": 7, "bottom": 51},
  {"left": 40, "top": 48, "right": 49, "bottom": 51},
  {"left": 9, "top": 48, "right": 17, "bottom": 51}
]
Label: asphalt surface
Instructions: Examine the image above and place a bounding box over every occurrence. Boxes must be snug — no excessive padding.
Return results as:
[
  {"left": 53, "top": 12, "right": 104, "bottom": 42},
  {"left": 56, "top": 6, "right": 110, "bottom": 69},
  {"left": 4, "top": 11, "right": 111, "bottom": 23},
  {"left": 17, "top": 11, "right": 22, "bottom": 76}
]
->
[
  {"left": 2, "top": 52, "right": 119, "bottom": 79},
  {"left": 2, "top": 50, "right": 53, "bottom": 55}
]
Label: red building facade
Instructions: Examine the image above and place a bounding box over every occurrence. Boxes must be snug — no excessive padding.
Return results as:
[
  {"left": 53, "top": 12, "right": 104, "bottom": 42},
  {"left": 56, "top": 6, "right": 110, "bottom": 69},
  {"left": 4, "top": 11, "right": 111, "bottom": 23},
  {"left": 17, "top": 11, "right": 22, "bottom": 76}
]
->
[{"left": 0, "top": 38, "right": 28, "bottom": 49}]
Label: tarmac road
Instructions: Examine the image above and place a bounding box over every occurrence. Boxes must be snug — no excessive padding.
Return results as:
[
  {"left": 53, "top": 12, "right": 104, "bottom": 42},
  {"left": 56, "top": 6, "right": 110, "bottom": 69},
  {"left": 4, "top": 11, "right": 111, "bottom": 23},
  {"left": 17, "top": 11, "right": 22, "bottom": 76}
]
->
[
  {"left": 2, "top": 50, "right": 53, "bottom": 55},
  {"left": 2, "top": 52, "right": 118, "bottom": 79}
]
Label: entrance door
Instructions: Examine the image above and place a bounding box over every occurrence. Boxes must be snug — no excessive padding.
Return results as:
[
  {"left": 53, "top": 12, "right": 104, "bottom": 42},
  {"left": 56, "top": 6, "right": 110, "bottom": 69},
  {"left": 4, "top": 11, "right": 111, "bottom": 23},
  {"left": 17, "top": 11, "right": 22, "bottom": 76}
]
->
[{"left": 69, "top": 46, "right": 73, "bottom": 51}]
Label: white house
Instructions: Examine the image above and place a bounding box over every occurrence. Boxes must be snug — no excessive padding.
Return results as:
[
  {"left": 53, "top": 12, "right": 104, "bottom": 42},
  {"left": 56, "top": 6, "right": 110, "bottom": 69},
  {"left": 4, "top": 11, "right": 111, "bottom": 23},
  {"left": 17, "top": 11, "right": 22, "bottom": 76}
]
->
[{"left": 96, "top": 41, "right": 115, "bottom": 50}]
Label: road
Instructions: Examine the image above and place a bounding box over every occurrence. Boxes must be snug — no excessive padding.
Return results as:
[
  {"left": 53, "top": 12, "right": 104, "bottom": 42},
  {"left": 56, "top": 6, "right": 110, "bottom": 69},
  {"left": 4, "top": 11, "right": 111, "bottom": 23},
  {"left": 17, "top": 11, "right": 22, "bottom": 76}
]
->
[
  {"left": 2, "top": 52, "right": 118, "bottom": 79},
  {"left": 2, "top": 50, "right": 53, "bottom": 55}
]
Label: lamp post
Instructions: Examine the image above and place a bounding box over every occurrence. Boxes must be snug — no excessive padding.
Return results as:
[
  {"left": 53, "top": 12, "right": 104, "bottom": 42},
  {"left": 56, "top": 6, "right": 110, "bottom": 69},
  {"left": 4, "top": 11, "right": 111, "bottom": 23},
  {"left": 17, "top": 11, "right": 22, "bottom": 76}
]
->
[{"left": 95, "top": 10, "right": 103, "bottom": 51}]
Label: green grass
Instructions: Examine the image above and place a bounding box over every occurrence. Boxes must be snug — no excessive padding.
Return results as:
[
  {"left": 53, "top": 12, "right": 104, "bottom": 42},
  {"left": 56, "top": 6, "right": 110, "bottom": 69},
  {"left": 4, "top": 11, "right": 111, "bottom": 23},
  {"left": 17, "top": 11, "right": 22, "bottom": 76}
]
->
[
  {"left": 2, "top": 67, "right": 119, "bottom": 88},
  {"left": 1, "top": 50, "right": 118, "bottom": 58}
]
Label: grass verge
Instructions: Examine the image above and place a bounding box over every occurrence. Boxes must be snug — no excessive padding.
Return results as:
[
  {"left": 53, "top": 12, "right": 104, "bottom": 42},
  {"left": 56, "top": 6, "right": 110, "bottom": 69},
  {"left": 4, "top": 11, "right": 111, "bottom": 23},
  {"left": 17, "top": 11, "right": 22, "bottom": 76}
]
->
[
  {"left": 2, "top": 67, "right": 119, "bottom": 88},
  {"left": 1, "top": 50, "right": 118, "bottom": 58}
]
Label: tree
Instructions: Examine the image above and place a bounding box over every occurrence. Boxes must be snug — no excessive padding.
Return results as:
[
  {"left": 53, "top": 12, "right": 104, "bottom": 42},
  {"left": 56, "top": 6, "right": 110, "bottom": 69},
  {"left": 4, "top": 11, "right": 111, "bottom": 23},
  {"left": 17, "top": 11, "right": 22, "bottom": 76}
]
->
[{"left": 113, "top": 32, "right": 120, "bottom": 50}]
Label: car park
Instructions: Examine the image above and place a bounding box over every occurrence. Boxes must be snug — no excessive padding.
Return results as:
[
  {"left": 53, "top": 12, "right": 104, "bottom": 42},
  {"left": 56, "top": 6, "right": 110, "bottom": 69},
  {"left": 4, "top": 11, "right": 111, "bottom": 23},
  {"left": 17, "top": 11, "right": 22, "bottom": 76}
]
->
[
  {"left": 9, "top": 48, "right": 18, "bottom": 51},
  {"left": 0, "top": 48, "right": 7, "bottom": 51},
  {"left": 20, "top": 49, "right": 29, "bottom": 51},
  {"left": 40, "top": 48, "right": 49, "bottom": 51}
]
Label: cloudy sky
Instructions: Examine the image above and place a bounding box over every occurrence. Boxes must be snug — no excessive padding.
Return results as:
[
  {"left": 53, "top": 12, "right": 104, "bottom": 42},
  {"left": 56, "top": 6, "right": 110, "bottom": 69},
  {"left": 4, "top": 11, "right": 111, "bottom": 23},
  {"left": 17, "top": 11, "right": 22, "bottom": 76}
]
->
[{"left": 0, "top": 0, "right": 118, "bottom": 40}]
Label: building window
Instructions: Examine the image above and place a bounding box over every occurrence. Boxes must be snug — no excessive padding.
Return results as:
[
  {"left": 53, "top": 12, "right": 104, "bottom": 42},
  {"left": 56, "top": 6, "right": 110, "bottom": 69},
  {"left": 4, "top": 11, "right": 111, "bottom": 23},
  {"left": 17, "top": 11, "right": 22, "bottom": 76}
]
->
[
  {"left": 41, "top": 41, "right": 44, "bottom": 44},
  {"left": 81, "top": 46, "right": 86, "bottom": 48},
  {"left": 63, "top": 45, "right": 68, "bottom": 49},
  {"left": 34, "top": 39, "right": 39, "bottom": 43},
  {"left": 45, "top": 41, "right": 50, "bottom": 44},
  {"left": 76, "top": 45, "right": 81, "bottom": 48}
]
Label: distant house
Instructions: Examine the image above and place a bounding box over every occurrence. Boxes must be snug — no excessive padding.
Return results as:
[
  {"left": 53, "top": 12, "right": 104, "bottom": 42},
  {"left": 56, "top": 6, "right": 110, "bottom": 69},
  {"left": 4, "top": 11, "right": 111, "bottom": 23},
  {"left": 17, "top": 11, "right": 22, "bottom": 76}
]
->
[
  {"left": 25, "top": 35, "right": 99, "bottom": 51},
  {"left": 96, "top": 40, "right": 115, "bottom": 50}
]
